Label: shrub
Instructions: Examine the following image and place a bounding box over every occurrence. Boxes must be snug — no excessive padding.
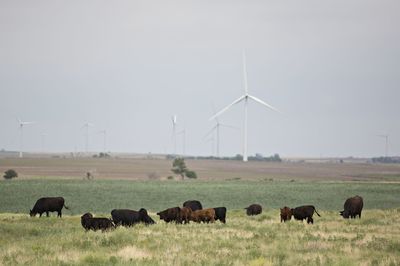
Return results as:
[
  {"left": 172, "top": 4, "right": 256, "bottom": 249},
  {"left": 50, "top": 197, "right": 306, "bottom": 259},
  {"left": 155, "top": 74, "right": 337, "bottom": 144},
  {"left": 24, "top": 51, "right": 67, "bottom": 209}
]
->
[
  {"left": 3, "top": 169, "right": 18, "bottom": 180},
  {"left": 171, "top": 158, "right": 188, "bottom": 180},
  {"left": 185, "top": 170, "right": 197, "bottom": 179}
]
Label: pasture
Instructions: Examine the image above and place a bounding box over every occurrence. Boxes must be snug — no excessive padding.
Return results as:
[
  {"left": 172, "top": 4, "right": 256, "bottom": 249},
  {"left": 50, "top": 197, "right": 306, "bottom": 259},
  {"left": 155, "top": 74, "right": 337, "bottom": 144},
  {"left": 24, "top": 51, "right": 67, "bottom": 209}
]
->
[{"left": 1, "top": 158, "right": 400, "bottom": 265}]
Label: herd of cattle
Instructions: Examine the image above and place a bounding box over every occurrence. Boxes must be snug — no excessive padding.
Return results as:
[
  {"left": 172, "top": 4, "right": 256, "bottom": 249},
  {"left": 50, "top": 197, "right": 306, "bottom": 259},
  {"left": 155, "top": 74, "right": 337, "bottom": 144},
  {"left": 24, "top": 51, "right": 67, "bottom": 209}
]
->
[{"left": 29, "top": 195, "right": 364, "bottom": 232}]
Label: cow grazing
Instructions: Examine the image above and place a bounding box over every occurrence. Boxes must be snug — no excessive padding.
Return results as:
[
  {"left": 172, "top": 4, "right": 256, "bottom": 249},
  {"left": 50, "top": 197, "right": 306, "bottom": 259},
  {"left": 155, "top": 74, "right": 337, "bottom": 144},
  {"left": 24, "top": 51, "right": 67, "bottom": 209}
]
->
[
  {"left": 291, "top": 205, "right": 321, "bottom": 224},
  {"left": 178, "top": 207, "right": 192, "bottom": 224},
  {"left": 340, "top": 195, "right": 364, "bottom": 219},
  {"left": 111, "top": 208, "right": 155, "bottom": 226},
  {"left": 183, "top": 200, "right": 203, "bottom": 211},
  {"left": 245, "top": 204, "right": 262, "bottom": 216},
  {"left": 280, "top": 206, "right": 292, "bottom": 222},
  {"left": 213, "top": 207, "right": 227, "bottom": 223},
  {"left": 190, "top": 208, "right": 216, "bottom": 223},
  {"left": 157, "top": 207, "right": 181, "bottom": 223},
  {"left": 81, "top": 213, "right": 114, "bottom": 232},
  {"left": 30, "top": 197, "right": 69, "bottom": 217}
]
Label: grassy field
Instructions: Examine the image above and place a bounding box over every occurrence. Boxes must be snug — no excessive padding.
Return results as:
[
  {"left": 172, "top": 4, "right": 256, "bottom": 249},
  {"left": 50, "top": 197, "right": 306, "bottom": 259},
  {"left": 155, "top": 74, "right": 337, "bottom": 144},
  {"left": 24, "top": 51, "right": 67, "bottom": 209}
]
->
[
  {"left": 1, "top": 179, "right": 400, "bottom": 214},
  {"left": 1, "top": 210, "right": 399, "bottom": 265},
  {"left": 1, "top": 158, "right": 400, "bottom": 265}
]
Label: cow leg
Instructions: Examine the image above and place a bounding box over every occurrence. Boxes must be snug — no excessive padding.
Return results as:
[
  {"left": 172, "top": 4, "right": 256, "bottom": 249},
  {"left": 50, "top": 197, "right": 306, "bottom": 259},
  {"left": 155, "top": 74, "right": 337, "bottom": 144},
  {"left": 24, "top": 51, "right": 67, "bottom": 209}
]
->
[
  {"left": 46, "top": 211, "right": 49, "bottom": 217},
  {"left": 39, "top": 212, "right": 43, "bottom": 217},
  {"left": 58, "top": 211, "right": 62, "bottom": 218},
  {"left": 309, "top": 217, "right": 313, "bottom": 224}
]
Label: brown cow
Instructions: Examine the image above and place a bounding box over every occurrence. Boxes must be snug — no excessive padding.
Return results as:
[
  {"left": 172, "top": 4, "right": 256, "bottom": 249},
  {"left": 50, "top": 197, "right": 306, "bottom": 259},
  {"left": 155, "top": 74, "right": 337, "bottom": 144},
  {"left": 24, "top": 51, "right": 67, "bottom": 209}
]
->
[
  {"left": 190, "top": 208, "right": 215, "bottom": 223},
  {"left": 245, "top": 204, "right": 262, "bottom": 216},
  {"left": 280, "top": 206, "right": 292, "bottom": 222},
  {"left": 178, "top": 207, "right": 192, "bottom": 224},
  {"left": 340, "top": 195, "right": 363, "bottom": 219},
  {"left": 157, "top": 207, "right": 180, "bottom": 223}
]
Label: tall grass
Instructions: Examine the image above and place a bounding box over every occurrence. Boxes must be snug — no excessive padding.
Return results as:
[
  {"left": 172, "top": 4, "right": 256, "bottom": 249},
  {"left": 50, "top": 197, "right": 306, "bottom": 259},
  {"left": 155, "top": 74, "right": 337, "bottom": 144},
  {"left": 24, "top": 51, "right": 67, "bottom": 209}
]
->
[{"left": 0, "top": 210, "right": 399, "bottom": 265}]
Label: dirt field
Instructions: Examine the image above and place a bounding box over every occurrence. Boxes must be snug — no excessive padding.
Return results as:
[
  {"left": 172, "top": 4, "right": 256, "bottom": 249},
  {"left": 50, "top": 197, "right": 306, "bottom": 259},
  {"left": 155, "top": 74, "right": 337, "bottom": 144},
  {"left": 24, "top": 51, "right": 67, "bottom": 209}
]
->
[{"left": 1, "top": 157, "right": 400, "bottom": 181}]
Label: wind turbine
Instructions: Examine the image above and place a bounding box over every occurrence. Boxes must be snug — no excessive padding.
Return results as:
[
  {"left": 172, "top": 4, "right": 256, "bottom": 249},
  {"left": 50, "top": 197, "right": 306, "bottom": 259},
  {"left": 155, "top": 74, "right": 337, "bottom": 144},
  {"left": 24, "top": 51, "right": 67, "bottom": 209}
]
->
[
  {"left": 17, "top": 118, "right": 35, "bottom": 158},
  {"left": 98, "top": 130, "right": 107, "bottom": 154},
  {"left": 177, "top": 127, "right": 186, "bottom": 157},
  {"left": 82, "top": 122, "right": 94, "bottom": 154},
  {"left": 210, "top": 51, "right": 280, "bottom": 162},
  {"left": 205, "top": 113, "right": 239, "bottom": 158},
  {"left": 171, "top": 115, "right": 177, "bottom": 156},
  {"left": 377, "top": 134, "right": 389, "bottom": 157}
]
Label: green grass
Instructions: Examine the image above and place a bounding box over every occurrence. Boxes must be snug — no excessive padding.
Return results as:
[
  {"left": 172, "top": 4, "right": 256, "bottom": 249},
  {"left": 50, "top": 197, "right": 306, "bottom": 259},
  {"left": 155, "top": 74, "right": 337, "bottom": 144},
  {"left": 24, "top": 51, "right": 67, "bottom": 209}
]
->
[
  {"left": 1, "top": 210, "right": 400, "bottom": 265},
  {"left": 1, "top": 179, "right": 400, "bottom": 215}
]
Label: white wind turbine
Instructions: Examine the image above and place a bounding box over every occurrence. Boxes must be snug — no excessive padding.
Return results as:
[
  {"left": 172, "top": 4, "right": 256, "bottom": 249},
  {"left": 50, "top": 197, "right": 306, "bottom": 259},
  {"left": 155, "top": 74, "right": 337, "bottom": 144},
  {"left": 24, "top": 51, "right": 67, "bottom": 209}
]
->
[
  {"left": 98, "top": 130, "right": 107, "bottom": 154},
  {"left": 377, "top": 134, "right": 389, "bottom": 157},
  {"left": 17, "top": 118, "right": 36, "bottom": 158},
  {"left": 82, "top": 122, "right": 94, "bottom": 154},
  {"left": 171, "top": 115, "right": 177, "bottom": 156},
  {"left": 205, "top": 111, "right": 239, "bottom": 158},
  {"left": 210, "top": 51, "right": 280, "bottom": 162}
]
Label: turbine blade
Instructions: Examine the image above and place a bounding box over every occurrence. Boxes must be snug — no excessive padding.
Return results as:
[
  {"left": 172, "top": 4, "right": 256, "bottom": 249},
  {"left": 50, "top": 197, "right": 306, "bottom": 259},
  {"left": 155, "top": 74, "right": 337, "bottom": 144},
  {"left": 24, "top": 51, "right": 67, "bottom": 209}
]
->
[
  {"left": 21, "top": 121, "right": 36, "bottom": 125},
  {"left": 209, "top": 95, "right": 246, "bottom": 121},
  {"left": 203, "top": 125, "right": 217, "bottom": 139},
  {"left": 242, "top": 50, "right": 249, "bottom": 94},
  {"left": 219, "top": 123, "right": 240, "bottom": 130},
  {"left": 248, "top": 95, "right": 281, "bottom": 113}
]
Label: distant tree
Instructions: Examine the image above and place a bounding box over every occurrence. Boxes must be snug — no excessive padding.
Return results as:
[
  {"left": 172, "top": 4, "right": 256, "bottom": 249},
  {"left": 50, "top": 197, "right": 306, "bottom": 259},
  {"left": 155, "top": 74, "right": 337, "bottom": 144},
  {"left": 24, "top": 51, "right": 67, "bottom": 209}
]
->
[
  {"left": 185, "top": 170, "right": 197, "bottom": 179},
  {"left": 171, "top": 158, "right": 188, "bottom": 180},
  {"left": 3, "top": 169, "right": 18, "bottom": 180}
]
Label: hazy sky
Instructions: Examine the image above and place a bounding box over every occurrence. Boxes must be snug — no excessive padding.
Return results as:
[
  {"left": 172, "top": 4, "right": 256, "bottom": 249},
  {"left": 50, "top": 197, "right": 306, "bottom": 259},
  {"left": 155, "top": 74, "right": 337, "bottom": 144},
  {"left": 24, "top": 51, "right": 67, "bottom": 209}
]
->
[{"left": 0, "top": 0, "right": 399, "bottom": 157}]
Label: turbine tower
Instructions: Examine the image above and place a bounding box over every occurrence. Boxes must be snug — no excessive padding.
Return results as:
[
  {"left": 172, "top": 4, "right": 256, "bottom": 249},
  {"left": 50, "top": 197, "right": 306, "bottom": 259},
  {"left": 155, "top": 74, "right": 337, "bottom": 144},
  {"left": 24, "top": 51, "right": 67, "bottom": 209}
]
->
[
  {"left": 99, "top": 130, "right": 107, "bottom": 154},
  {"left": 17, "top": 118, "right": 35, "bottom": 158},
  {"left": 210, "top": 51, "right": 280, "bottom": 162},
  {"left": 171, "top": 115, "right": 177, "bottom": 156},
  {"left": 177, "top": 127, "right": 186, "bottom": 157},
  {"left": 377, "top": 134, "right": 389, "bottom": 157},
  {"left": 82, "top": 122, "right": 94, "bottom": 154}
]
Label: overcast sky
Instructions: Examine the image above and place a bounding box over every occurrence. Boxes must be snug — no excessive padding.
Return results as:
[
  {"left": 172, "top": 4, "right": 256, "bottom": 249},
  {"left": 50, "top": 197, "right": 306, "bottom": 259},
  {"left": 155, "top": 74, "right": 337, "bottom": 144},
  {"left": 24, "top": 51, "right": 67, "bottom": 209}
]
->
[{"left": 0, "top": 0, "right": 399, "bottom": 157}]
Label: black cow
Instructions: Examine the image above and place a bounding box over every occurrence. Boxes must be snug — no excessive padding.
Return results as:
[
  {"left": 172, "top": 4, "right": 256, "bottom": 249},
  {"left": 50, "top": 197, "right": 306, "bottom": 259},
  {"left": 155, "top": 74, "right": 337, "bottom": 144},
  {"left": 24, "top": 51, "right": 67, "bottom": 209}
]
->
[
  {"left": 213, "top": 207, "right": 227, "bottom": 223},
  {"left": 291, "top": 205, "right": 321, "bottom": 224},
  {"left": 30, "top": 197, "right": 69, "bottom": 217},
  {"left": 157, "top": 207, "right": 180, "bottom": 223},
  {"left": 340, "top": 195, "right": 363, "bottom": 219},
  {"left": 81, "top": 213, "right": 114, "bottom": 232},
  {"left": 111, "top": 208, "right": 155, "bottom": 226},
  {"left": 245, "top": 204, "right": 262, "bottom": 216},
  {"left": 183, "top": 200, "right": 203, "bottom": 211}
]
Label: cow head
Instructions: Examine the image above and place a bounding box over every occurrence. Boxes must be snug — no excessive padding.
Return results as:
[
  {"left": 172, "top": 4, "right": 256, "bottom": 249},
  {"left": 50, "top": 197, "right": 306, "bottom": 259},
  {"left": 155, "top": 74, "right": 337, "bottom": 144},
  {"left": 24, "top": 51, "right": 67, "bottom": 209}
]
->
[
  {"left": 339, "top": 210, "right": 349, "bottom": 219},
  {"left": 29, "top": 209, "right": 36, "bottom": 217}
]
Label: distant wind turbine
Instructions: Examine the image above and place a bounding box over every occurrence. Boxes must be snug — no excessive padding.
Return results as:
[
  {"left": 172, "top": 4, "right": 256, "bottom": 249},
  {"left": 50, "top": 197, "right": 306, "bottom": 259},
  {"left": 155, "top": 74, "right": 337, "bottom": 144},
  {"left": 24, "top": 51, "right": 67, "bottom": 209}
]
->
[
  {"left": 98, "top": 130, "right": 107, "bottom": 154},
  {"left": 205, "top": 110, "right": 239, "bottom": 158},
  {"left": 17, "top": 118, "right": 36, "bottom": 158},
  {"left": 177, "top": 127, "right": 186, "bottom": 157},
  {"left": 377, "top": 134, "right": 389, "bottom": 157},
  {"left": 171, "top": 115, "right": 177, "bottom": 156},
  {"left": 82, "top": 122, "right": 94, "bottom": 153},
  {"left": 210, "top": 51, "right": 280, "bottom": 162}
]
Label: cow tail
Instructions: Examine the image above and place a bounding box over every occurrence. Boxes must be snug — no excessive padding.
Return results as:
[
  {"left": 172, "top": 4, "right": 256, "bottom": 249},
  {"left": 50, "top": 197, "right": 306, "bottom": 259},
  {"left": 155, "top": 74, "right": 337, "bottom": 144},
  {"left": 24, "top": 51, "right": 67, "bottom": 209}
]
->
[
  {"left": 313, "top": 206, "right": 321, "bottom": 217},
  {"left": 63, "top": 203, "right": 70, "bottom": 210}
]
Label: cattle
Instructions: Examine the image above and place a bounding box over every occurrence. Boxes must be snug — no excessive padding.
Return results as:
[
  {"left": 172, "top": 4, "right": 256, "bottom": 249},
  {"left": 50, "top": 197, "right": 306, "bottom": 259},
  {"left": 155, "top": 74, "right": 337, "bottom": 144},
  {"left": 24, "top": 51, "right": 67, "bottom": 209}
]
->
[
  {"left": 280, "top": 206, "right": 292, "bottom": 222},
  {"left": 81, "top": 213, "right": 114, "bottom": 232},
  {"left": 190, "top": 208, "right": 216, "bottom": 223},
  {"left": 245, "top": 204, "right": 262, "bottom": 216},
  {"left": 111, "top": 208, "right": 155, "bottom": 226},
  {"left": 183, "top": 200, "right": 203, "bottom": 211},
  {"left": 178, "top": 207, "right": 192, "bottom": 224},
  {"left": 30, "top": 197, "right": 69, "bottom": 217},
  {"left": 291, "top": 205, "right": 321, "bottom": 224},
  {"left": 157, "top": 207, "right": 181, "bottom": 223},
  {"left": 340, "top": 195, "right": 363, "bottom": 219},
  {"left": 213, "top": 207, "right": 227, "bottom": 224}
]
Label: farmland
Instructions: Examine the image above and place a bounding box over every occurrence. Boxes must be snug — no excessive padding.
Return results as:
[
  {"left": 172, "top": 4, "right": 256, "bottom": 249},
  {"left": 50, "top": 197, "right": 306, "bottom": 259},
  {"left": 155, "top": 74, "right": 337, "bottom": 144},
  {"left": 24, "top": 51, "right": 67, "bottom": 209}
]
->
[{"left": 0, "top": 157, "right": 400, "bottom": 265}]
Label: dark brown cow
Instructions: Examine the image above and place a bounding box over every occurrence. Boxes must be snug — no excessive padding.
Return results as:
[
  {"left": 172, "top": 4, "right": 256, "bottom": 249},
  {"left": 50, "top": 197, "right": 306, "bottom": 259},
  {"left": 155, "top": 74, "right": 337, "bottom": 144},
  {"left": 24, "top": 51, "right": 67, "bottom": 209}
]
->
[
  {"left": 157, "top": 207, "right": 180, "bottom": 223},
  {"left": 190, "top": 208, "right": 216, "bottom": 223},
  {"left": 30, "top": 197, "right": 69, "bottom": 217},
  {"left": 178, "top": 207, "right": 192, "bottom": 224},
  {"left": 213, "top": 207, "right": 227, "bottom": 224},
  {"left": 280, "top": 206, "right": 292, "bottom": 222},
  {"left": 291, "top": 205, "right": 321, "bottom": 224},
  {"left": 183, "top": 200, "right": 203, "bottom": 211},
  {"left": 245, "top": 204, "right": 262, "bottom": 216},
  {"left": 340, "top": 195, "right": 363, "bottom": 219},
  {"left": 111, "top": 208, "right": 155, "bottom": 226},
  {"left": 81, "top": 213, "right": 114, "bottom": 232}
]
